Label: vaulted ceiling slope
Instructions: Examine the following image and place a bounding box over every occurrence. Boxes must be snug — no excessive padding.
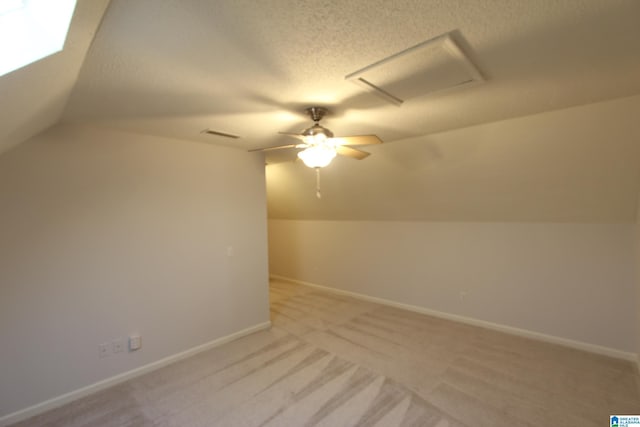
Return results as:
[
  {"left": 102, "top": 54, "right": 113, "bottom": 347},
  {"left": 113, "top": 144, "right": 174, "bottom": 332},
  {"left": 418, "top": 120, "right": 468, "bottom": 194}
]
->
[
  {"left": 1, "top": 0, "right": 639, "bottom": 222},
  {"left": 267, "top": 94, "right": 640, "bottom": 222},
  {"left": 0, "top": 0, "right": 110, "bottom": 155},
  {"left": 61, "top": 0, "right": 640, "bottom": 154}
]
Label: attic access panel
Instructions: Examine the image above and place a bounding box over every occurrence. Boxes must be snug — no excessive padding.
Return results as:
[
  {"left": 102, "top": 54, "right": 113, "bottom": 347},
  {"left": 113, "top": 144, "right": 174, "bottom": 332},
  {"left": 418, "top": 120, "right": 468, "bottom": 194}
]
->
[{"left": 346, "top": 33, "right": 483, "bottom": 106}]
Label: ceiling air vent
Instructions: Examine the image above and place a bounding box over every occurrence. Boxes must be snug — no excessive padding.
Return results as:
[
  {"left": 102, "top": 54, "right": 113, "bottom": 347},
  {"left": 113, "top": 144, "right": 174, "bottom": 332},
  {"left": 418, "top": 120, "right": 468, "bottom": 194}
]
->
[
  {"left": 345, "top": 32, "right": 484, "bottom": 106},
  {"left": 201, "top": 129, "right": 240, "bottom": 139}
]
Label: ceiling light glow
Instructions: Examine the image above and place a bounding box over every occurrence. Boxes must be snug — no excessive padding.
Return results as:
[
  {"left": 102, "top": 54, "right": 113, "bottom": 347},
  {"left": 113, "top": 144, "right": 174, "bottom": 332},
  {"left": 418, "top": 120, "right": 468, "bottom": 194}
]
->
[{"left": 297, "top": 145, "right": 337, "bottom": 168}]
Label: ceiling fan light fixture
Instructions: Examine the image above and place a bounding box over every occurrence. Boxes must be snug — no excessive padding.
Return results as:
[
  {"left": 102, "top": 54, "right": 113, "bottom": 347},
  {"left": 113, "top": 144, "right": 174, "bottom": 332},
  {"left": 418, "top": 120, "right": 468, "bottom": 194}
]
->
[
  {"left": 302, "top": 123, "right": 334, "bottom": 143},
  {"left": 297, "top": 145, "right": 336, "bottom": 168},
  {"left": 248, "top": 106, "right": 382, "bottom": 167},
  {"left": 305, "top": 132, "right": 328, "bottom": 145}
]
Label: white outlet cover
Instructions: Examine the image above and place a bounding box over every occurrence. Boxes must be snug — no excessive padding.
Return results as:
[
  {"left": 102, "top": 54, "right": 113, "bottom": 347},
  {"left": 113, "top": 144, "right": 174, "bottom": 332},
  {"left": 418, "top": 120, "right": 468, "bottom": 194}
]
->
[{"left": 112, "top": 339, "right": 124, "bottom": 353}]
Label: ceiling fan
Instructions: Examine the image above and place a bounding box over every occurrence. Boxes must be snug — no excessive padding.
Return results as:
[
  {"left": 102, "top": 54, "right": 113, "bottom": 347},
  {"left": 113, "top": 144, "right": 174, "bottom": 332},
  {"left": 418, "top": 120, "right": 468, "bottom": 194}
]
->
[{"left": 249, "top": 107, "right": 383, "bottom": 168}]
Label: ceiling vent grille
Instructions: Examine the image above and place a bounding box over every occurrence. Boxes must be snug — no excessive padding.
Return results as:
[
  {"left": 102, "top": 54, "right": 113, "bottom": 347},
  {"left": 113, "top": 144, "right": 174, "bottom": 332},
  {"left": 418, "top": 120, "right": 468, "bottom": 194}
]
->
[
  {"left": 345, "top": 33, "right": 484, "bottom": 106},
  {"left": 201, "top": 129, "right": 240, "bottom": 139}
]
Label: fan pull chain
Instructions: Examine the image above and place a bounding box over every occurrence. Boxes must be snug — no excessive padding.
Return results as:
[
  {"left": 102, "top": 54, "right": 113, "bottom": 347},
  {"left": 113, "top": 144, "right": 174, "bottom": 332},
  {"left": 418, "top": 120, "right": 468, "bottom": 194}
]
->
[{"left": 315, "top": 167, "right": 322, "bottom": 199}]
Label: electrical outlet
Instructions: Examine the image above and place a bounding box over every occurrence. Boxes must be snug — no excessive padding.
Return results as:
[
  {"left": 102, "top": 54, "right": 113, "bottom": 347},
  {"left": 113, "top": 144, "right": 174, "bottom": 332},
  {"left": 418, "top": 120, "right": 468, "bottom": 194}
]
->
[
  {"left": 98, "top": 343, "right": 109, "bottom": 358},
  {"left": 459, "top": 290, "right": 468, "bottom": 301},
  {"left": 112, "top": 339, "right": 124, "bottom": 354},
  {"left": 129, "top": 335, "right": 142, "bottom": 351}
]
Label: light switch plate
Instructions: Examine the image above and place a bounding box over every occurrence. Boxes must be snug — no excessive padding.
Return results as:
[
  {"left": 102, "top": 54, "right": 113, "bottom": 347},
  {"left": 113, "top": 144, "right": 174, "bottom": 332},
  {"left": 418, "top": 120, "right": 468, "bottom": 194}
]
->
[{"left": 129, "top": 335, "right": 141, "bottom": 351}]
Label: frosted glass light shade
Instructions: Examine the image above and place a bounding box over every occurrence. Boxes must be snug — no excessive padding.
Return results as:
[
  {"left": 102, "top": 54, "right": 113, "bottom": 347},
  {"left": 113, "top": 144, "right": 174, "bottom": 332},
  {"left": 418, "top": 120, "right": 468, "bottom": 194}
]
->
[{"left": 298, "top": 145, "right": 337, "bottom": 168}]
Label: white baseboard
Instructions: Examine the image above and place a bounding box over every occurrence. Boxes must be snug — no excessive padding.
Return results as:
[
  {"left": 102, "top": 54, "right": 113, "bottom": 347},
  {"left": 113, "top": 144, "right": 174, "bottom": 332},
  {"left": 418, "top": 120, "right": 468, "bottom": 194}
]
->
[
  {"left": 0, "top": 321, "right": 271, "bottom": 427},
  {"left": 271, "top": 274, "right": 637, "bottom": 362}
]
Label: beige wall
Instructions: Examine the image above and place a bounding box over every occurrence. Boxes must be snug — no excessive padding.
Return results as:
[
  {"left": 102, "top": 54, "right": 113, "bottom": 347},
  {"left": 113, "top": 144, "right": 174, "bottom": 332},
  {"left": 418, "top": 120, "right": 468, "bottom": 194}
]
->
[
  {"left": 267, "top": 95, "right": 640, "bottom": 223},
  {"left": 0, "top": 124, "right": 269, "bottom": 418},
  {"left": 266, "top": 95, "right": 640, "bottom": 361},
  {"left": 269, "top": 219, "right": 636, "bottom": 353}
]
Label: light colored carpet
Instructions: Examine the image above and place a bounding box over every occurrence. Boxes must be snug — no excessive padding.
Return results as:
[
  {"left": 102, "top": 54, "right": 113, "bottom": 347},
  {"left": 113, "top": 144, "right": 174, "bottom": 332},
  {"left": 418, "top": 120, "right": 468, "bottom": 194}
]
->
[{"left": 12, "top": 279, "right": 640, "bottom": 426}]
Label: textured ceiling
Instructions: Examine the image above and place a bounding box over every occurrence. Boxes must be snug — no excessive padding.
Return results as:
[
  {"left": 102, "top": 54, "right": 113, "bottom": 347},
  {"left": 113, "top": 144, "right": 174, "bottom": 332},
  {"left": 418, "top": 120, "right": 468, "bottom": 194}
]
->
[
  {"left": 2, "top": 0, "right": 640, "bottom": 222},
  {"left": 0, "top": 0, "right": 110, "bottom": 154},
  {"left": 62, "top": 0, "right": 640, "bottom": 155}
]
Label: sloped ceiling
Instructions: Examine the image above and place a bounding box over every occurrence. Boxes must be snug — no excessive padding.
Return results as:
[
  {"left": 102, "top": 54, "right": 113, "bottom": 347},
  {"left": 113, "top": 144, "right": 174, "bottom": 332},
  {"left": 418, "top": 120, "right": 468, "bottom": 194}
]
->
[
  {"left": 0, "top": 0, "right": 110, "bottom": 154},
  {"left": 1, "top": 0, "right": 640, "bottom": 222},
  {"left": 63, "top": 0, "right": 640, "bottom": 153},
  {"left": 267, "top": 95, "right": 640, "bottom": 222}
]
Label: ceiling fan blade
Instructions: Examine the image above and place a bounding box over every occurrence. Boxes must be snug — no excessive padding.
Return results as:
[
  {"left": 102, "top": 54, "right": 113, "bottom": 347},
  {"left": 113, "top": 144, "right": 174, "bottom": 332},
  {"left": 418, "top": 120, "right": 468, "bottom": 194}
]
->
[
  {"left": 278, "top": 131, "right": 306, "bottom": 141},
  {"left": 248, "top": 143, "right": 301, "bottom": 152},
  {"left": 336, "top": 145, "right": 370, "bottom": 160},
  {"left": 331, "top": 135, "right": 382, "bottom": 146}
]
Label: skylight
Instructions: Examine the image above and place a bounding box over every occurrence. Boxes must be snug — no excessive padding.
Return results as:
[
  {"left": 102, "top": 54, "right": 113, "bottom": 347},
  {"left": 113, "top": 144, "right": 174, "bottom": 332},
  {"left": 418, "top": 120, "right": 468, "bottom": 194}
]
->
[
  {"left": 0, "top": 0, "right": 25, "bottom": 15},
  {"left": 0, "top": 0, "right": 77, "bottom": 77}
]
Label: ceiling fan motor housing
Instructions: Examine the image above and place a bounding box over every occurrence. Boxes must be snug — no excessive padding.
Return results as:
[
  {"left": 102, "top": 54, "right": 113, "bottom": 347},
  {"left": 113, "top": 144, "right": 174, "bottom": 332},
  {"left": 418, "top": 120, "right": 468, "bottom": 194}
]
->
[
  {"left": 302, "top": 107, "right": 333, "bottom": 143},
  {"left": 302, "top": 123, "right": 334, "bottom": 141}
]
